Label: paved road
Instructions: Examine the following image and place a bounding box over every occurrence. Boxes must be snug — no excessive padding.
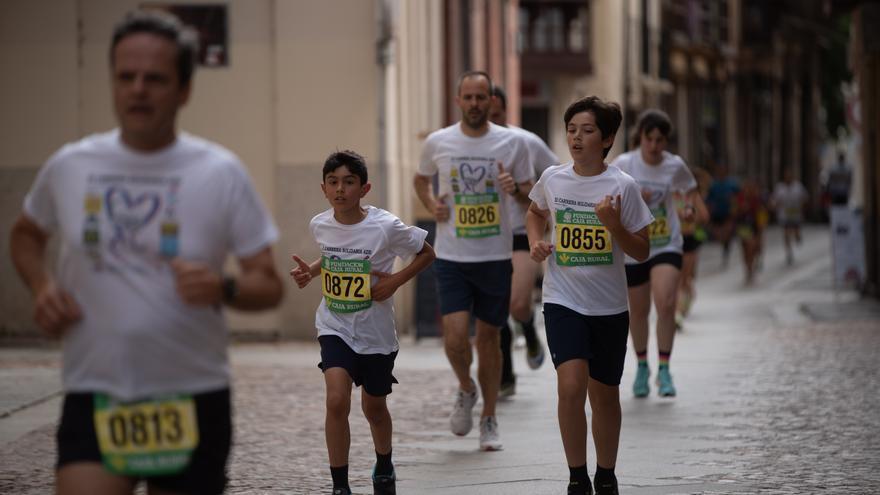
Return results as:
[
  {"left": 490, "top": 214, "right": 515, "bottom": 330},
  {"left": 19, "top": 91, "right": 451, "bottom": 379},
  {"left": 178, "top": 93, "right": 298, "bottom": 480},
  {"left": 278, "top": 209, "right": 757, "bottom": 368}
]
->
[{"left": 1, "top": 225, "right": 879, "bottom": 494}]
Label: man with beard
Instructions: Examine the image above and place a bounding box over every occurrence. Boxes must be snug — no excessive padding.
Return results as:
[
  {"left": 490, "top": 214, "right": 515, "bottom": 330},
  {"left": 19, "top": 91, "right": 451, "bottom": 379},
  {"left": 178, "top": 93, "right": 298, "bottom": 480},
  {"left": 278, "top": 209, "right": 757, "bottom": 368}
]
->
[{"left": 413, "top": 71, "right": 532, "bottom": 451}]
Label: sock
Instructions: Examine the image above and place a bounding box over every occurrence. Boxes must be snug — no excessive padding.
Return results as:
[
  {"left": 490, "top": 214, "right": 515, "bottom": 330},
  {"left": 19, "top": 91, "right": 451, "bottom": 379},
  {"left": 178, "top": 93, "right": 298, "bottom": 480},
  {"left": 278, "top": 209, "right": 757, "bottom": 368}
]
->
[
  {"left": 500, "top": 324, "right": 514, "bottom": 384},
  {"left": 595, "top": 464, "right": 616, "bottom": 483},
  {"left": 658, "top": 350, "right": 671, "bottom": 369},
  {"left": 330, "top": 464, "right": 349, "bottom": 490},
  {"left": 519, "top": 314, "right": 539, "bottom": 349},
  {"left": 375, "top": 450, "right": 393, "bottom": 477},
  {"left": 569, "top": 464, "right": 590, "bottom": 486},
  {"left": 636, "top": 350, "right": 648, "bottom": 367}
]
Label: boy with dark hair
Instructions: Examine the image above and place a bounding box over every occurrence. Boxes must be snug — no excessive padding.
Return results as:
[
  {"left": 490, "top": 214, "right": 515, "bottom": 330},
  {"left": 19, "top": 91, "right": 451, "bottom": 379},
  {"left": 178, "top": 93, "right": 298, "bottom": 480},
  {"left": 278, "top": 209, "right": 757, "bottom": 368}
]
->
[
  {"left": 527, "top": 96, "right": 652, "bottom": 494},
  {"left": 291, "top": 150, "right": 435, "bottom": 495}
]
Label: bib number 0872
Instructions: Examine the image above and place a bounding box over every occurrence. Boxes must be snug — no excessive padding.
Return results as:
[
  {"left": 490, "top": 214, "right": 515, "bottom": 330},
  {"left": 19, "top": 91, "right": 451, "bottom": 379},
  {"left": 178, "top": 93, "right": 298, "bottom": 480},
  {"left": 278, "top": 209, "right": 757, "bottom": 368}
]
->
[{"left": 323, "top": 273, "right": 367, "bottom": 299}]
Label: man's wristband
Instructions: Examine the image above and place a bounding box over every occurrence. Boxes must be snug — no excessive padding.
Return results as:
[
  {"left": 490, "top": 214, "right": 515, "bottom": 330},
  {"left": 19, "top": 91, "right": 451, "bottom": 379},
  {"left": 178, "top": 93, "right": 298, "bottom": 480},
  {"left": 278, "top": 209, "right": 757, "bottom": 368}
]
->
[{"left": 221, "top": 276, "right": 238, "bottom": 304}]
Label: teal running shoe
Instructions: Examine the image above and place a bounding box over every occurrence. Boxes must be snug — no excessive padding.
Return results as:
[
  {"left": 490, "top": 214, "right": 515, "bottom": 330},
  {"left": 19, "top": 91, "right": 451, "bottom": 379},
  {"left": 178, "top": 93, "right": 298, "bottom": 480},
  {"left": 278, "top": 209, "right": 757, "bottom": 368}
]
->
[
  {"left": 657, "top": 366, "right": 677, "bottom": 397},
  {"left": 633, "top": 363, "right": 650, "bottom": 398}
]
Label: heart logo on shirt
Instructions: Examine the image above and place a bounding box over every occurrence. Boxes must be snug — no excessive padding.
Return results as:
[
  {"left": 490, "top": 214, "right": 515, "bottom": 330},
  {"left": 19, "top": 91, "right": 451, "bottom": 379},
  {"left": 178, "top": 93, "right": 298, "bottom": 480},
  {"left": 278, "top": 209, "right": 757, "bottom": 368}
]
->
[
  {"left": 105, "top": 187, "right": 160, "bottom": 233},
  {"left": 459, "top": 163, "right": 486, "bottom": 193}
]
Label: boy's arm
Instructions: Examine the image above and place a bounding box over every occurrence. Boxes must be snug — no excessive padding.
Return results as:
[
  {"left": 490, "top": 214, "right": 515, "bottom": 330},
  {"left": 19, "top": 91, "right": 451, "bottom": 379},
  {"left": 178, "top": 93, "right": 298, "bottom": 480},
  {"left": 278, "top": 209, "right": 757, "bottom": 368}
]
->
[
  {"left": 371, "top": 242, "right": 436, "bottom": 302},
  {"left": 595, "top": 195, "right": 650, "bottom": 262},
  {"left": 526, "top": 202, "right": 553, "bottom": 262}
]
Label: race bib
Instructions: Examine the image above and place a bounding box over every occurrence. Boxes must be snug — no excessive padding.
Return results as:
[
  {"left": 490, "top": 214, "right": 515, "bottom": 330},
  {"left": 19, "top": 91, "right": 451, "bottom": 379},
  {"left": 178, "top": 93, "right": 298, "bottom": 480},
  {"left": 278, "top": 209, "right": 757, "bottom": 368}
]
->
[
  {"left": 93, "top": 394, "right": 199, "bottom": 476},
  {"left": 554, "top": 209, "right": 613, "bottom": 266},
  {"left": 454, "top": 193, "right": 500, "bottom": 238},
  {"left": 649, "top": 206, "right": 671, "bottom": 247},
  {"left": 321, "top": 256, "right": 371, "bottom": 313}
]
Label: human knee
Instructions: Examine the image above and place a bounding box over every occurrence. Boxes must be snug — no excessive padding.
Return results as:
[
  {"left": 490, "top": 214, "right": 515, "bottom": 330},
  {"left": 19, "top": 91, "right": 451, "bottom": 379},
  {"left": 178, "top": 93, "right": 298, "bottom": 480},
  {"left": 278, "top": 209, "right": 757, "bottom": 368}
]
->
[
  {"left": 475, "top": 330, "right": 500, "bottom": 353},
  {"left": 325, "top": 391, "right": 351, "bottom": 418},
  {"left": 361, "top": 398, "right": 389, "bottom": 425}
]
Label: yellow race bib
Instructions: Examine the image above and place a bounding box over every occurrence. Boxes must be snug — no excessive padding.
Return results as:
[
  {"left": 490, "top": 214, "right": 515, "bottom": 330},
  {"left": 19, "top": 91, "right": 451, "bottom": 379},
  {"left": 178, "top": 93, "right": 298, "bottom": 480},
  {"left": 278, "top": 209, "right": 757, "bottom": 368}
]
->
[
  {"left": 554, "top": 209, "right": 613, "bottom": 266},
  {"left": 321, "top": 256, "right": 372, "bottom": 313},
  {"left": 649, "top": 206, "right": 671, "bottom": 247},
  {"left": 454, "top": 193, "right": 500, "bottom": 238},
  {"left": 93, "top": 394, "right": 199, "bottom": 476}
]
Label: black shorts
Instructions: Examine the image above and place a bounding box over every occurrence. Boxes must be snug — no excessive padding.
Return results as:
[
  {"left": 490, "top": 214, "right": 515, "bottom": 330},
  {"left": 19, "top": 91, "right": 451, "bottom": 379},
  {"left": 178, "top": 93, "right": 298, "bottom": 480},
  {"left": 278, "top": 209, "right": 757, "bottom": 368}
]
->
[
  {"left": 682, "top": 234, "right": 701, "bottom": 253},
  {"left": 542, "top": 303, "right": 629, "bottom": 386},
  {"left": 318, "top": 335, "right": 399, "bottom": 396},
  {"left": 625, "top": 252, "right": 683, "bottom": 287},
  {"left": 57, "top": 388, "right": 231, "bottom": 495},
  {"left": 433, "top": 258, "right": 512, "bottom": 327},
  {"left": 512, "top": 233, "right": 529, "bottom": 252}
]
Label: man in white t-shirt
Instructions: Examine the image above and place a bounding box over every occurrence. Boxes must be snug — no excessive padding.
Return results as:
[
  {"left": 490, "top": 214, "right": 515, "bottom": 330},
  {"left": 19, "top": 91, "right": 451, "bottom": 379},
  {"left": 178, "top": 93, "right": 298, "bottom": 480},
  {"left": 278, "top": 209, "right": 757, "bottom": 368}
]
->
[
  {"left": 489, "top": 85, "right": 558, "bottom": 396},
  {"left": 9, "top": 10, "right": 283, "bottom": 495},
  {"left": 290, "top": 150, "right": 435, "bottom": 495},
  {"left": 771, "top": 168, "right": 809, "bottom": 265},
  {"left": 413, "top": 71, "right": 533, "bottom": 451},
  {"left": 528, "top": 96, "right": 652, "bottom": 495}
]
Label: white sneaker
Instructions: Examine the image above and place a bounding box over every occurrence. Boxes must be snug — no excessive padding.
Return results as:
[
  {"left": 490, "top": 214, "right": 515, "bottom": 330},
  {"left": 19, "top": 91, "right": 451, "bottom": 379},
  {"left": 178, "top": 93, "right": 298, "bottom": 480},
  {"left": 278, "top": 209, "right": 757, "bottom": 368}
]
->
[
  {"left": 479, "top": 415, "right": 502, "bottom": 451},
  {"left": 450, "top": 382, "right": 478, "bottom": 436}
]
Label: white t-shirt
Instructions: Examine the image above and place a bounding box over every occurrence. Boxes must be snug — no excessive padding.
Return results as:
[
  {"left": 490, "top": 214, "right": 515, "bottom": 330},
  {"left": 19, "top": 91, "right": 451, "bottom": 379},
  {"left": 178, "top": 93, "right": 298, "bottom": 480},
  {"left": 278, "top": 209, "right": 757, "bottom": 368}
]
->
[
  {"left": 772, "top": 181, "right": 808, "bottom": 223},
  {"left": 529, "top": 163, "right": 654, "bottom": 316},
  {"left": 23, "top": 130, "right": 279, "bottom": 401},
  {"left": 417, "top": 122, "right": 532, "bottom": 262},
  {"left": 310, "top": 206, "right": 427, "bottom": 354},
  {"left": 506, "top": 125, "right": 560, "bottom": 235},
  {"left": 610, "top": 150, "right": 697, "bottom": 263}
]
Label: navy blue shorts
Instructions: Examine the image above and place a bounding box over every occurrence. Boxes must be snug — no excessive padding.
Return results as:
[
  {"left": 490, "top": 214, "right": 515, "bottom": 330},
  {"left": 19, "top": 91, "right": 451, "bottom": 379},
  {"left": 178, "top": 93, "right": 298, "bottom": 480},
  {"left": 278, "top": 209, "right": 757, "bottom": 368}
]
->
[
  {"left": 433, "top": 258, "right": 512, "bottom": 327},
  {"left": 543, "top": 303, "right": 629, "bottom": 386},
  {"left": 625, "top": 252, "right": 683, "bottom": 287},
  {"left": 318, "top": 335, "right": 398, "bottom": 397},
  {"left": 57, "top": 388, "right": 231, "bottom": 495}
]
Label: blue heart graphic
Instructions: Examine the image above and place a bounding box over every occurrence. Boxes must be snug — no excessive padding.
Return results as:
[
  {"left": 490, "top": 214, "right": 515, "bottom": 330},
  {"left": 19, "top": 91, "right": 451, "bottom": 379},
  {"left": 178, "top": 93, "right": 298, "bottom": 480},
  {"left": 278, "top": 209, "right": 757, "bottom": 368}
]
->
[
  {"left": 459, "top": 163, "right": 486, "bottom": 193},
  {"left": 105, "top": 187, "right": 160, "bottom": 233}
]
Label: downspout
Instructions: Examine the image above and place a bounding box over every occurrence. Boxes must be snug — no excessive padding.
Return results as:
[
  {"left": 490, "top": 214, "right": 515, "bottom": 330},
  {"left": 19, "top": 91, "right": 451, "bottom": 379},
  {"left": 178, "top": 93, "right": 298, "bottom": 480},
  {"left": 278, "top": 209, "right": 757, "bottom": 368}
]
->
[{"left": 376, "top": 0, "right": 394, "bottom": 209}]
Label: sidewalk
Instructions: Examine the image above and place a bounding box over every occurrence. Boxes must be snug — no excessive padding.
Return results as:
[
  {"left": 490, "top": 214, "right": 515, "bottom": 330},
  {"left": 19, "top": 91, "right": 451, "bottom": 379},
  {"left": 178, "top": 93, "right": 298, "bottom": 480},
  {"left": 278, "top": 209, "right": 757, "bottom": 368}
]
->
[{"left": 2, "top": 225, "right": 879, "bottom": 494}]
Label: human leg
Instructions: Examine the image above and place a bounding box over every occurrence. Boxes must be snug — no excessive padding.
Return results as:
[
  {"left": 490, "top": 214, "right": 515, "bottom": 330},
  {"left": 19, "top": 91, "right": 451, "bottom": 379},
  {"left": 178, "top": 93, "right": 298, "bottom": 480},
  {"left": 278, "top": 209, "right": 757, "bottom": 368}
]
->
[
  {"left": 57, "top": 464, "right": 134, "bottom": 495},
  {"left": 626, "top": 276, "right": 651, "bottom": 397},
  {"left": 324, "top": 368, "right": 353, "bottom": 469},
  {"left": 511, "top": 250, "right": 544, "bottom": 368},
  {"left": 651, "top": 261, "right": 681, "bottom": 397}
]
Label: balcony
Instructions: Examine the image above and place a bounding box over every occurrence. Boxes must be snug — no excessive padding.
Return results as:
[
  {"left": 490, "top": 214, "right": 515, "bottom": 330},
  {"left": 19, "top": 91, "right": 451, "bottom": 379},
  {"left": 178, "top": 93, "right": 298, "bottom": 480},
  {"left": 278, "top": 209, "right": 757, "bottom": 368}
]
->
[{"left": 518, "top": 0, "right": 592, "bottom": 75}]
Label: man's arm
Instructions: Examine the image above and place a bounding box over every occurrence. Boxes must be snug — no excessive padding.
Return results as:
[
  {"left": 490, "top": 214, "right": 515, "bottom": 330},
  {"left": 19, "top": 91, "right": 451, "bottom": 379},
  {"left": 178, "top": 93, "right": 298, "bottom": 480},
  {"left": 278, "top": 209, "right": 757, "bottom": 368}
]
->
[
  {"left": 172, "top": 246, "right": 284, "bottom": 311},
  {"left": 371, "top": 241, "right": 436, "bottom": 302},
  {"left": 595, "top": 195, "right": 650, "bottom": 262},
  {"left": 413, "top": 174, "right": 449, "bottom": 222},
  {"left": 10, "top": 214, "right": 82, "bottom": 336}
]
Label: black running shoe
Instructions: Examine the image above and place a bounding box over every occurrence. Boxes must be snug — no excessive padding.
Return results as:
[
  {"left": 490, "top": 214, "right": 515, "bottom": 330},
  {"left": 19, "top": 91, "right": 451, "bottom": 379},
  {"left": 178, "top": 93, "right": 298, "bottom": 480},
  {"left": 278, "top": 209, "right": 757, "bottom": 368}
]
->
[
  {"left": 567, "top": 479, "right": 593, "bottom": 495},
  {"left": 372, "top": 465, "right": 396, "bottom": 495},
  {"left": 593, "top": 474, "right": 619, "bottom": 495}
]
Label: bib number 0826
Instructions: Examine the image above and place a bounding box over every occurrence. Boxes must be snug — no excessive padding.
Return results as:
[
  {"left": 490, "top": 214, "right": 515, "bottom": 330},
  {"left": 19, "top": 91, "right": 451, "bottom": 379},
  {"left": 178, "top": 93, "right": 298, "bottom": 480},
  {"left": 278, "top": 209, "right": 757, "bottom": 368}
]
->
[{"left": 457, "top": 204, "right": 496, "bottom": 226}]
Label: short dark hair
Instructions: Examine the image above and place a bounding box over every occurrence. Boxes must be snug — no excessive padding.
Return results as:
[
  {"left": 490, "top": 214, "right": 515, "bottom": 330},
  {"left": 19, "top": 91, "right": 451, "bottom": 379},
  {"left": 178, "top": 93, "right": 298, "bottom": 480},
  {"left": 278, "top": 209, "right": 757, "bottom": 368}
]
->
[
  {"left": 632, "top": 109, "right": 673, "bottom": 147},
  {"left": 457, "top": 70, "right": 493, "bottom": 95},
  {"left": 110, "top": 10, "right": 199, "bottom": 87},
  {"left": 491, "top": 85, "right": 507, "bottom": 109},
  {"left": 323, "top": 150, "right": 368, "bottom": 185},
  {"left": 563, "top": 96, "right": 623, "bottom": 158}
]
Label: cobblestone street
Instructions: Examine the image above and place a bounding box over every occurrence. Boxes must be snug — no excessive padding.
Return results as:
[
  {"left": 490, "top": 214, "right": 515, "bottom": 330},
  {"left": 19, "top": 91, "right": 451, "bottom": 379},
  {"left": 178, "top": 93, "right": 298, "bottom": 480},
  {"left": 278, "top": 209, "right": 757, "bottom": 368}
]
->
[{"left": 2, "top": 226, "right": 880, "bottom": 494}]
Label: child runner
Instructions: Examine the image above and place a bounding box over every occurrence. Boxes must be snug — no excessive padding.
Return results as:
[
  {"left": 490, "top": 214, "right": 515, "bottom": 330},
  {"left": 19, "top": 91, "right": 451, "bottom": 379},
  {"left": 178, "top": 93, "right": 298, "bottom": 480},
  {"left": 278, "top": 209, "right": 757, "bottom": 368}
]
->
[
  {"left": 527, "top": 96, "right": 652, "bottom": 495},
  {"left": 290, "top": 150, "right": 435, "bottom": 495},
  {"left": 610, "top": 109, "right": 701, "bottom": 398}
]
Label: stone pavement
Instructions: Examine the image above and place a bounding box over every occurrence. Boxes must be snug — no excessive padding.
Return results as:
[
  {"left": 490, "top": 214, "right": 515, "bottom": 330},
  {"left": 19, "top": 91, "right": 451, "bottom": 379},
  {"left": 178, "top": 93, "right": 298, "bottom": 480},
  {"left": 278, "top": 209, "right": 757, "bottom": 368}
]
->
[{"left": 1, "top": 225, "right": 879, "bottom": 494}]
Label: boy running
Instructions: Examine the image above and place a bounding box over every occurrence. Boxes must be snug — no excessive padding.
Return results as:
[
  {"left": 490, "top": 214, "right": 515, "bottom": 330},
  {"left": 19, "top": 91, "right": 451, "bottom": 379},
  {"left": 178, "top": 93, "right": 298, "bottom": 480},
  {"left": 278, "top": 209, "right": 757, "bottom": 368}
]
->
[
  {"left": 527, "top": 96, "right": 652, "bottom": 495},
  {"left": 291, "top": 150, "right": 435, "bottom": 495}
]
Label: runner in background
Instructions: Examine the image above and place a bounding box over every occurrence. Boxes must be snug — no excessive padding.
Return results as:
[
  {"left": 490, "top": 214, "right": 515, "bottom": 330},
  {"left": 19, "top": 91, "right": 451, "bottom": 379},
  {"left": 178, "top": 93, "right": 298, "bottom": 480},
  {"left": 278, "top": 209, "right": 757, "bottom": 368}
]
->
[{"left": 675, "top": 166, "right": 710, "bottom": 330}]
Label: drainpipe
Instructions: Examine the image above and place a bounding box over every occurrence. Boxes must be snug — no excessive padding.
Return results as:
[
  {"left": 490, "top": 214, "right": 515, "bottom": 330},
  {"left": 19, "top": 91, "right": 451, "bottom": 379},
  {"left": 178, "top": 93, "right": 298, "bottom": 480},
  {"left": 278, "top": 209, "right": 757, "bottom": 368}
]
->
[{"left": 376, "top": 0, "right": 394, "bottom": 209}]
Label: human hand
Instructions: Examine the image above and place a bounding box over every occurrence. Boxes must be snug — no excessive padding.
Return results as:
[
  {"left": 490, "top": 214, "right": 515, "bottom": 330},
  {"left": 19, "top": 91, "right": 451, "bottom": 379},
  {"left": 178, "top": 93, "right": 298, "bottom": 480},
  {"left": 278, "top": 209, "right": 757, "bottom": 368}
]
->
[
  {"left": 171, "top": 258, "right": 222, "bottom": 306},
  {"left": 434, "top": 194, "right": 450, "bottom": 222},
  {"left": 497, "top": 162, "right": 516, "bottom": 195},
  {"left": 33, "top": 281, "right": 82, "bottom": 338},
  {"left": 289, "top": 254, "right": 312, "bottom": 289},
  {"left": 530, "top": 240, "right": 553, "bottom": 262},
  {"left": 595, "top": 194, "right": 622, "bottom": 231},
  {"left": 370, "top": 270, "right": 399, "bottom": 302}
]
